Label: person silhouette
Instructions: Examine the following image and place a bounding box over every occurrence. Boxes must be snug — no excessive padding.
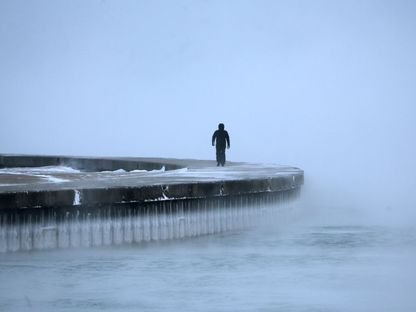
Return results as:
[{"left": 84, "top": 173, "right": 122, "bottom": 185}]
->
[{"left": 212, "top": 123, "right": 230, "bottom": 166}]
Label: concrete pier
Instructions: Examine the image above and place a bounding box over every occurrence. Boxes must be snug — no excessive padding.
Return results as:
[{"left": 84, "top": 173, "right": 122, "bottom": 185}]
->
[{"left": 0, "top": 154, "right": 303, "bottom": 252}]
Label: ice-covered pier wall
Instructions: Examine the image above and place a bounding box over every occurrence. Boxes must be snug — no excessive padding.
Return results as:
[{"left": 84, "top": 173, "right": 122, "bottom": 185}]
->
[{"left": 0, "top": 155, "right": 303, "bottom": 252}]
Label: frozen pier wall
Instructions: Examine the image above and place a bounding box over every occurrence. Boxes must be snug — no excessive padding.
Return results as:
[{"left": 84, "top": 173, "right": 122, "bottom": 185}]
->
[{"left": 0, "top": 155, "right": 303, "bottom": 252}]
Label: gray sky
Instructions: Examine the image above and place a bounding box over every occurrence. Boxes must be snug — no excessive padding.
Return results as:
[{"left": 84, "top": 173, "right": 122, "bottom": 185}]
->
[{"left": 1, "top": 0, "right": 415, "bottom": 213}]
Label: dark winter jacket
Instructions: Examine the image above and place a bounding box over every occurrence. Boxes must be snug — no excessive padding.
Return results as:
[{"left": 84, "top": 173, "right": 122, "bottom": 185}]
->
[{"left": 212, "top": 130, "right": 230, "bottom": 150}]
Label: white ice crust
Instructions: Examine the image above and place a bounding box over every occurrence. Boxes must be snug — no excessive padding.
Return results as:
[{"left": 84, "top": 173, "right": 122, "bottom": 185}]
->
[
  {"left": 0, "top": 164, "right": 300, "bottom": 188},
  {"left": 0, "top": 166, "right": 81, "bottom": 174}
]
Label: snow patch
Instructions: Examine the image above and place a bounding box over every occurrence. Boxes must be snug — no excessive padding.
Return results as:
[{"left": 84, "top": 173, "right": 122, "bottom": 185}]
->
[
  {"left": 41, "top": 175, "right": 69, "bottom": 183},
  {"left": 151, "top": 166, "right": 165, "bottom": 172},
  {"left": 0, "top": 166, "right": 80, "bottom": 174},
  {"left": 112, "top": 169, "right": 126, "bottom": 173}
]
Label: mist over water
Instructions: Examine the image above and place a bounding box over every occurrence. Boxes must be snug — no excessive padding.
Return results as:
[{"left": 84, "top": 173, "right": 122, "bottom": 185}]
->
[{"left": 1, "top": 202, "right": 416, "bottom": 312}]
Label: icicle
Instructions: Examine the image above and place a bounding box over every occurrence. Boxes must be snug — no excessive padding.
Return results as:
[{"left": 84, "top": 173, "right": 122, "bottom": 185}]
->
[
  {"left": 123, "top": 209, "right": 133, "bottom": 244},
  {"left": 92, "top": 212, "right": 103, "bottom": 247}
]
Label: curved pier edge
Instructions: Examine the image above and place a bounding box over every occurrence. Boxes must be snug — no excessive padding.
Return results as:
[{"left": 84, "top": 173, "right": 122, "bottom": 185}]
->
[
  {"left": 0, "top": 154, "right": 303, "bottom": 210},
  {"left": 0, "top": 154, "right": 304, "bottom": 252}
]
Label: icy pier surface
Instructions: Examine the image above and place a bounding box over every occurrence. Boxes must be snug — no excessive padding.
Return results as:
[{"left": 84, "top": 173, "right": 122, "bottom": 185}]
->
[{"left": 0, "top": 155, "right": 303, "bottom": 252}]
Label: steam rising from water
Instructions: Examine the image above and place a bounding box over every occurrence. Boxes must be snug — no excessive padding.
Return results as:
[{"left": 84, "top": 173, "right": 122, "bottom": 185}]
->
[{"left": 1, "top": 200, "right": 415, "bottom": 312}]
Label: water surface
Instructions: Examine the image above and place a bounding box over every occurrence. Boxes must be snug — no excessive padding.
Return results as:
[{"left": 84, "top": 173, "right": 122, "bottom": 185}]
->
[{"left": 1, "top": 213, "right": 415, "bottom": 312}]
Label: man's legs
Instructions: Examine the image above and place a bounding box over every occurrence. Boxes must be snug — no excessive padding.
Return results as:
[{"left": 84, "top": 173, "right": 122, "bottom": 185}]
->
[{"left": 217, "top": 148, "right": 226, "bottom": 166}]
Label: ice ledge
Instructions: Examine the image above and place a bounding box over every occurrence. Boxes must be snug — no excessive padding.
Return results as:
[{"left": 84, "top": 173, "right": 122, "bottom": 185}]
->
[{"left": 0, "top": 155, "right": 303, "bottom": 210}]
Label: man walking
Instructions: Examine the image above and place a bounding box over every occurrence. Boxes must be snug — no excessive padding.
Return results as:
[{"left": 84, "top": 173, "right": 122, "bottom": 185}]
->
[{"left": 212, "top": 123, "right": 230, "bottom": 166}]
